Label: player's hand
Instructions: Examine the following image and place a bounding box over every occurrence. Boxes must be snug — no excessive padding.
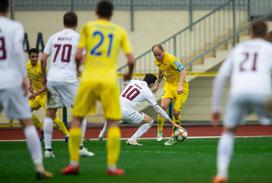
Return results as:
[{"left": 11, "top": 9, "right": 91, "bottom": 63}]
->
[
  {"left": 177, "top": 85, "right": 183, "bottom": 95},
  {"left": 22, "top": 77, "right": 29, "bottom": 96},
  {"left": 29, "top": 86, "right": 34, "bottom": 94},
  {"left": 29, "top": 93, "right": 37, "bottom": 100},
  {"left": 211, "top": 112, "right": 221, "bottom": 126},
  {"left": 123, "top": 72, "right": 132, "bottom": 81}
]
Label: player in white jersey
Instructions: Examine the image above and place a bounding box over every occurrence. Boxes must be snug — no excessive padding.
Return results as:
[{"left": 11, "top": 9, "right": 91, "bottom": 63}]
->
[
  {"left": 211, "top": 21, "right": 272, "bottom": 183},
  {"left": 0, "top": 0, "right": 53, "bottom": 179},
  {"left": 98, "top": 74, "right": 183, "bottom": 146},
  {"left": 40, "top": 11, "right": 93, "bottom": 158}
]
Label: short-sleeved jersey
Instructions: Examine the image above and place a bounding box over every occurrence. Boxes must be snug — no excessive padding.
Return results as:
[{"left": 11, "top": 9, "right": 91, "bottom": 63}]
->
[
  {"left": 44, "top": 28, "right": 79, "bottom": 83},
  {"left": 26, "top": 60, "right": 44, "bottom": 93},
  {"left": 218, "top": 39, "right": 272, "bottom": 96},
  {"left": 120, "top": 80, "right": 157, "bottom": 111},
  {"left": 78, "top": 19, "right": 132, "bottom": 83},
  {"left": 0, "top": 17, "right": 25, "bottom": 89},
  {"left": 154, "top": 52, "right": 186, "bottom": 85}
]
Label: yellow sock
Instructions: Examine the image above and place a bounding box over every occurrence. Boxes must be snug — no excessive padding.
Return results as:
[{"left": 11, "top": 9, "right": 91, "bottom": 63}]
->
[
  {"left": 32, "top": 114, "right": 43, "bottom": 129},
  {"left": 107, "top": 126, "right": 121, "bottom": 167},
  {"left": 172, "top": 116, "right": 181, "bottom": 136},
  {"left": 68, "top": 128, "right": 82, "bottom": 162},
  {"left": 54, "top": 117, "right": 69, "bottom": 136},
  {"left": 157, "top": 115, "right": 165, "bottom": 134}
]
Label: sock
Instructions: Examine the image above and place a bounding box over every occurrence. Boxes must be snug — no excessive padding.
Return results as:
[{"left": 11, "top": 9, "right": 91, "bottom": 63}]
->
[
  {"left": 53, "top": 117, "right": 69, "bottom": 137},
  {"left": 129, "top": 121, "right": 153, "bottom": 141},
  {"left": 43, "top": 117, "right": 53, "bottom": 150},
  {"left": 217, "top": 132, "right": 234, "bottom": 178},
  {"left": 80, "top": 118, "right": 87, "bottom": 147},
  {"left": 68, "top": 128, "right": 82, "bottom": 165},
  {"left": 157, "top": 115, "right": 164, "bottom": 134},
  {"left": 32, "top": 114, "right": 43, "bottom": 129},
  {"left": 107, "top": 126, "right": 121, "bottom": 168},
  {"left": 24, "top": 125, "right": 43, "bottom": 170},
  {"left": 172, "top": 115, "right": 181, "bottom": 136}
]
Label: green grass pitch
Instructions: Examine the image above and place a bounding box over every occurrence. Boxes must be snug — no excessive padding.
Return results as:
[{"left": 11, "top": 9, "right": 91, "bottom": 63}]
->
[{"left": 0, "top": 137, "right": 272, "bottom": 183}]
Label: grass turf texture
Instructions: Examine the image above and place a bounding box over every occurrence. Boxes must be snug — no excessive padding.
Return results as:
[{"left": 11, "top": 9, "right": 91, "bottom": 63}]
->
[{"left": 0, "top": 137, "right": 272, "bottom": 183}]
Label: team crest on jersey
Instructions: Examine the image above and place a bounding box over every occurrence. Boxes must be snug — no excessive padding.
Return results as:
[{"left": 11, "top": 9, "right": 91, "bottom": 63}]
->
[{"left": 174, "top": 61, "right": 184, "bottom": 71}]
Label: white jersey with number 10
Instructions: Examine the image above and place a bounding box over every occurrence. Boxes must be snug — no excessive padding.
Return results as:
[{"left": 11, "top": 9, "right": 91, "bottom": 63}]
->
[
  {"left": 120, "top": 79, "right": 157, "bottom": 111},
  {"left": 44, "top": 28, "right": 79, "bottom": 83}
]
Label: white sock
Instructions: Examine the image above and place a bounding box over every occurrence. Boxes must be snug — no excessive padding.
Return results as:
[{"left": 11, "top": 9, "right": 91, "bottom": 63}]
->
[
  {"left": 217, "top": 131, "right": 234, "bottom": 178},
  {"left": 24, "top": 125, "right": 43, "bottom": 167},
  {"left": 43, "top": 117, "right": 53, "bottom": 150},
  {"left": 80, "top": 118, "right": 87, "bottom": 147},
  {"left": 129, "top": 121, "right": 153, "bottom": 141}
]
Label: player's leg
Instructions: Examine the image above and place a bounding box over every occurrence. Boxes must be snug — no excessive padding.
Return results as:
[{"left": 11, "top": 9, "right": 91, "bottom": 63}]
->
[
  {"left": 127, "top": 113, "right": 153, "bottom": 146},
  {"left": 157, "top": 97, "right": 171, "bottom": 141},
  {"left": 2, "top": 86, "right": 52, "bottom": 179},
  {"left": 79, "top": 118, "right": 94, "bottom": 157},
  {"left": 214, "top": 95, "right": 246, "bottom": 182},
  {"left": 98, "top": 121, "right": 108, "bottom": 140},
  {"left": 61, "top": 116, "right": 83, "bottom": 175},
  {"left": 53, "top": 116, "right": 69, "bottom": 140},
  {"left": 29, "top": 98, "right": 43, "bottom": 129},
  {"left": 43, "top": 108, "right": 57, "bottom": 158}
]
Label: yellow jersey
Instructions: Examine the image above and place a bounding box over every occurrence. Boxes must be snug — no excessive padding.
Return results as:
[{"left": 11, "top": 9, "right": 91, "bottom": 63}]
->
[
  {"left": 154, "top": 52, "right": 187, "bottom": 86},
  {"left": 26, "top": 60, "right": 44, "bottom": 94},
  {"left": 78, "top": 19, "right": 132, "bottom": 83}
]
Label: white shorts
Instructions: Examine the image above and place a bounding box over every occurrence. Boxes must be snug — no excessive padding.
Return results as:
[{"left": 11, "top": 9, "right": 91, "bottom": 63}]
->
[
  {"left": 47, "top": 81, "right": 78, "bottom": 109},
  {"left": 224, "top": 94, "right": 272, "bottom": 128},
  {"left": 0, "top": 86, "right": 32, "bottom": 120},
  {"left": 121, "top": 109, "right": 145, "bottom": 124}
]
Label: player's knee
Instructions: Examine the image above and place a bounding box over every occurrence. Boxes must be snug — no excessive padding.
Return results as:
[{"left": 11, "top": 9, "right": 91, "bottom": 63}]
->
[
  {"left": 160, "top": 104, "right": 168, "bottom": 111},
  {"left": 144, "top": 115, "right": 153, "bottom": 123},
  {"left": 19, "top": 118, "right": 33, "bottom": 128}
]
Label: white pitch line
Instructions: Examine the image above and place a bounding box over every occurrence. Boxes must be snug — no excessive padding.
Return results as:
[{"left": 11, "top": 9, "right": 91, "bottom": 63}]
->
[{"left": 0, "top": 135, "right": 271, "bottom": 142}]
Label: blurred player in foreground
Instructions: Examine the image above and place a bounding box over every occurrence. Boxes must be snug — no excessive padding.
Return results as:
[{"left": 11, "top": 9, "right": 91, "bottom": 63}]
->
[
  {"left": 152, "top": 44, "right": 189, "bottom": 145},
  {"left": 0, "top": 0, "right": 52, "bottom": 179},
  {"left": 26, "top": 48, "right": 69, "bottom": 140},
  {"left": 61, "top": 0, "right": 135, "bottom": 176},
  {"left": 98, "top": 74, "right": 183, "bottom": 146},
  {"left": 40, "top": 12, "right": 93, "bottom": 158},
  {"left": 211, "top": 21, "right": 272, "bottom": 183}
]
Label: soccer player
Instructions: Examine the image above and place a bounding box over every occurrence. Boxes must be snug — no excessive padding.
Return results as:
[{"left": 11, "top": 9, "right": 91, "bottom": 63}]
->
[
  {"left": 40, "top": 11, "right": 93, "bottom": 158},
  {"left": 98, "top": 74, "right": 183, "bottom": 146},
  {"left": 26, "top": 48, "right": 69, "bottom": 140},
  {"left": 0, "top": 0, "right": 52, "bottom": 179},
  {"left": 61, "top": 0, "right": 135, "bottom": 176},
  {"left": 267, "top": 30, "right": 272, "bottom": 42},
  {"left": 152, "top": 44, "right": 189, "bottom": 145},
  {"left": 212, "top": 21, "right": 272, "bottom": 183}
]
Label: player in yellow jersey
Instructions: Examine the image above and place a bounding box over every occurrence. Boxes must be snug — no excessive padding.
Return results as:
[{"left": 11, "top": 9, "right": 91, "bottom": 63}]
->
[
  {"left": 61, "top": 0, "right": 135, "bottom": 176},
  {"left": 26, "top": 48, "right": 69, "bottom": 141},
  {"left": 152, "top": 44, "right": 189, "bottom": 146}
]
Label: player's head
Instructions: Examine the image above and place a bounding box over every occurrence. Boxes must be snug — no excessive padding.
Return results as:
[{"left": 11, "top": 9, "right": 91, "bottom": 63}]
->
[
  {"left": 96, "top": 0, "right": 114, "bottom": 19},
  {"left": 0, "top": 0, "right": 9, "bottom": 15},
  {"left": 143, "top": 73, "right": 157, "bottom": 88},
  {"left": 28, "top": 48, "right": 39, "bottom": 66},
  {"left": 251, "top": 21, "right": 267, "bottom": 38},
  {"left": 152, "top": 44, "right": 165, "bottom": 62},
  {"left": 63, "top": 11, "right": 78, "bottom": 28},
  {"left": 267, "top": 31, "right": 272, "bottom": 43}
]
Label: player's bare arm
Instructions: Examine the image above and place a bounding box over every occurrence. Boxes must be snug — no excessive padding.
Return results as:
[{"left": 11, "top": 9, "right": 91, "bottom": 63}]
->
[
  {"left": 123, "top": 53, "right": 135, "bottom": 81},
  {"left": 177, "top": 69, "right": 186, "bottom": 94},
  {"left": 40, "top": 53, "right": 49, "bottom": 85},
  {"left": 75, "top": 47, "right": 84, "bottom": 77},
  {"left": 152, "top": 71, "right": 163, "bottom": 93}
]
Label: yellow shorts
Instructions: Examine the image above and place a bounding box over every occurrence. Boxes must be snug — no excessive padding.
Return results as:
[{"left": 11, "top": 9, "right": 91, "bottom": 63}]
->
[
  {"left": 29, "top": 94, "right": 46, "bottom": 111},
  {"left": 72, "top": 80, "right": 121, "bottom": 120},
  {"left": 162, "top": 82, "right": 189, "bottom": 112}
]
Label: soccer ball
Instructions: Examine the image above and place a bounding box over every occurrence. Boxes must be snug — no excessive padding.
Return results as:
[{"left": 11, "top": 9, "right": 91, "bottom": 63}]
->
[{"left": 174, "top": 127, "right": 188, "bottom": 142}]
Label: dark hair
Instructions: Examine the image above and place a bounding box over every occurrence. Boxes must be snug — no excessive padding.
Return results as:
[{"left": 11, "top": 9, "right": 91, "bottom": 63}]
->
[
  {"left": 28, "top": 48, "right": 39, "bottom": 56},
  {"left": 96, "top": 0, "right": 114, "bottom": 18},
  {"left": 63, "top": 11, "right": 78, "bottom": 27},
  {"left": 143, "top": 74, "right": 157, "bottom": 86},
  {"left": 152, "top": 44, "right": 164, "bottom": 52},
  {"left": 251, "top": 21, "right": 267, "bottom": 37},
  {"left": 0, "top": 0, "right": 9, "bottom": 13}
]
